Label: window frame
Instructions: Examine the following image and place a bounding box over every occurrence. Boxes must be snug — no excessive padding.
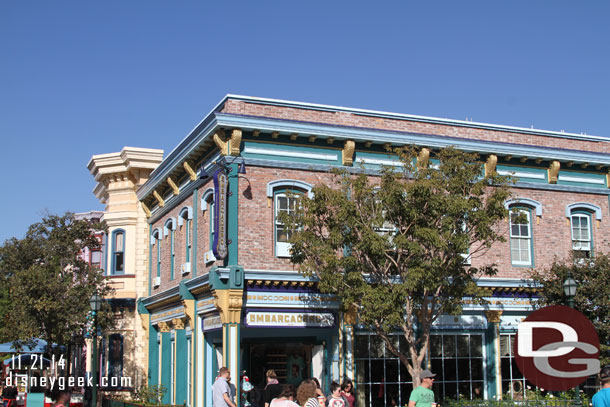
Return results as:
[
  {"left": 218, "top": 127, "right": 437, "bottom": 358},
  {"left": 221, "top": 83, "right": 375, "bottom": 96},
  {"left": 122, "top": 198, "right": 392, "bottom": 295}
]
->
[
  {"left": 274, "top": 188, "right": 302, "bottom": 258},
  {"left": 508, "top": 207, "right": 533, "bottom": 267},
  {"left": 152, "top": 228, "right": 162, "bottom": 278},
  {"left": 179, "top": 206, "right": 193, "bottom": 264},
  {"left": 570, "top": 210, "right": 593, "bottom": 259},
  {"left": 110, "top": 229, "right": 126, "bottom": 275}
]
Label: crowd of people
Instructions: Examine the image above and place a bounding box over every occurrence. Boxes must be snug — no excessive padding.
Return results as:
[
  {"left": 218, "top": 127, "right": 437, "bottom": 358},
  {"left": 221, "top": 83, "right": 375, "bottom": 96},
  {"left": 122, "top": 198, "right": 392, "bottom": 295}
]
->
[{"left": 212, "top": 368, "right": 355, "bottom": 407}]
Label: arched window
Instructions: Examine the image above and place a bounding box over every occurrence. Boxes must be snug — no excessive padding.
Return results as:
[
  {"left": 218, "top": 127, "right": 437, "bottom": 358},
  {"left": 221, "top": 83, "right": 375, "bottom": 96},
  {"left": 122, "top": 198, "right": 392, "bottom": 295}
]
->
[
  {"left": 566, "top": 203, "right": 601, "bottom": 260},
  {"left": 202, "top": 189, "right": 215, "bottom": 254},
  {"left": 151, "top": 228, "right": 162, "bottom": 283},
  {"left": 267, "top": 180, "right": 313, "bottom": 257},
  {"left": 505, "top": 199, "right": 541, "bottom": 267},
  {"left": 111, "top": 229, "right": 125, "bottom": 275},
  {"left": 164, "top": 218, "right": 177, "bottom": 280},
  {"left": 179, "top": 206, "right": 193, "bottom": 270}
]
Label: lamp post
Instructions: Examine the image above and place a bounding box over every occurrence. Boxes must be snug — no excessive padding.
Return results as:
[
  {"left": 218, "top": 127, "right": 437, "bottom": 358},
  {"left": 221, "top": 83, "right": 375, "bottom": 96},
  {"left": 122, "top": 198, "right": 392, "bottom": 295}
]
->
[
  {"left": 89, "top": 294, "right": 102, "bottom": 407},
  {"left": 563, "top": 272, "right": 581, "bottom": 406}
]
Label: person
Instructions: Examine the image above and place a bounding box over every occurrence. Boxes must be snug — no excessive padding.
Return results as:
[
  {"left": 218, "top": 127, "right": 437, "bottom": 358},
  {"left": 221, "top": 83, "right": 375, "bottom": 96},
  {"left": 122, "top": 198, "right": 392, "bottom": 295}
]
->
[
  {"left": 340, "top": 380, "right": 354, "bottom": 407},
  {"left": 593, "top": 366, "right": 610, "bottom": 407},
  {"left": 213, "top": 367, "right": 236, "bottom": 407},
  {"left": 327, "top": 382, "right": 347, "bottom": 407},
  {"left": 269, "top": 385, "right": 299, "bottom": 407},
  {"left": 45, "top": 385, "right": 71, "bottom": 407},
  {"left": 264, "top": 370, "right": 282, "bottom": 407},
  {"left": 408, "top": 369, "right": 436, "bottom": 407},
  {"left": 312, "top": 378, "right": 325, "bottom": 407},
  {"left": 2, "top": 385, "right": 18, "bottom": 407},
  {"left": 296, "top": 379, "right": 319, "bottom": 407},
  {"left": 340, "top": 380, "right": 355, "bottom": 407}
]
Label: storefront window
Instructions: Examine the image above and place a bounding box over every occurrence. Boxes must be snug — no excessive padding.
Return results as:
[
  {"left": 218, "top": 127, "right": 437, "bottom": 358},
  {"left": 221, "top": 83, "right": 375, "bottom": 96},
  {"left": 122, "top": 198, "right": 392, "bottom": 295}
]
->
[
  {"left": 354, "top": 333, "right": 412, "bottom": 407},
  {"left": 500, "top": 333, "right": 526, "bottom": 399}
]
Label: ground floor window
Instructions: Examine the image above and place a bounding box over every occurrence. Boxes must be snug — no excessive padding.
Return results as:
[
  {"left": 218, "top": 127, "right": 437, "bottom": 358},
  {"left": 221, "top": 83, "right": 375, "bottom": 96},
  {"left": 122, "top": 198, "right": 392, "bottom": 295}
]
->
[
  {"left": 429, "top": 333, "right": 485, "bottom": 401},
  {"left": 500, "top": 333, "right": 526, "bottom": 399},
  {"left": 354, "top": 333, "right": 412, "bottom": 407},
  {"left": 354, "top": 332, "right": 485, "bottom": 406}
]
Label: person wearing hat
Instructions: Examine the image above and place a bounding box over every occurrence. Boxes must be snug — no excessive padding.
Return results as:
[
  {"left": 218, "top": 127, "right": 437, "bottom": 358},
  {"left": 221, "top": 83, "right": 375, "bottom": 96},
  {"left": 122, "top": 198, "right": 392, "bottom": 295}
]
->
[
  {"left": 408, "top": 369, "right": 436, "bottom": 407},
  {"left": 593, "top": 367, "right": 610, "bottom": 407}
]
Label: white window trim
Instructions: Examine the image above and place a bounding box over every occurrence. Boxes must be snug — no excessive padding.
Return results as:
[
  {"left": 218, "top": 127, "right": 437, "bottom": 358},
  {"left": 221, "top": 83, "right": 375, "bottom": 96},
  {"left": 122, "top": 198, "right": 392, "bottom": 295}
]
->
[
  {"left": 178, "top": 206, "right": 193, "bottom": 226},
  {"left": 509, "top": 209, "right": 532, "bottom": 266},
  {"left": 570, "top": 213, "right": 592, "bottom": 253},
  {"left": 164, "top": 217, "right": 177, "bottom": 237},
  {"left": 274, "top": 192, "right": 298, "bottom": 258}
]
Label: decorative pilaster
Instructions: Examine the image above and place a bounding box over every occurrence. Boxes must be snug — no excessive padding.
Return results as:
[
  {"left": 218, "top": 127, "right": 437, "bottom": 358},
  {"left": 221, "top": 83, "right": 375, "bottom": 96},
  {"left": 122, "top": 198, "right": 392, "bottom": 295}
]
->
[
  {"left": 485, "top": 310, "right": 503, "bottom": 399},
  {"left": 158, "top": 321, "right": 171, "bottom": 333}
]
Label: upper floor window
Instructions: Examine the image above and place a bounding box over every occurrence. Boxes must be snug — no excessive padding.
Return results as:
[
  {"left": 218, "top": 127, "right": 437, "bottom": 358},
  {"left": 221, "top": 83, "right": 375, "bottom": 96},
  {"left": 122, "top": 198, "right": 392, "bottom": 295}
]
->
[
  {"left": 179, "top": 206, "right": 193, "bottom": 265},
  {"left": 267, "top": 180, "right": 313, "bottom": 258},
  {"left": 152, "top": 228, "right": 162, "bottom": 278},
  {"left": 164, "top": 218, "right": 176, "bottom": 280},
  {"left": 111, "top": 229, "right": 125, "bottom": 275},
  {"left": 509, "top": 208, "right": 532, "bottom": 266},
  {"left": 566, "top": 203, "right": 601, "bottom": 261}
]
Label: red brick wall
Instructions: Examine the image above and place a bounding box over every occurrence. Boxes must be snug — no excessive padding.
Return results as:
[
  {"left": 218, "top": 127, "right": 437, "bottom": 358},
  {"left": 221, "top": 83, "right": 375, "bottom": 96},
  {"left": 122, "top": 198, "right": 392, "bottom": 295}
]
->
[
  {"left": 221, "top": 99, "right": 610, "bottom": 154},
  {"left": 238, "top": 165, "right": 610, "bottom": 279}
]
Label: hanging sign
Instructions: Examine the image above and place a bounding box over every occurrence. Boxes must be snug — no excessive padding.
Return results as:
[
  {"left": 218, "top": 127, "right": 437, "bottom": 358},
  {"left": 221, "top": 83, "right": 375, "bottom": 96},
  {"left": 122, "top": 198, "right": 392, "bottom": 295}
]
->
[{"left": 212, "top": 169, "right": 228, "bottom": 259}]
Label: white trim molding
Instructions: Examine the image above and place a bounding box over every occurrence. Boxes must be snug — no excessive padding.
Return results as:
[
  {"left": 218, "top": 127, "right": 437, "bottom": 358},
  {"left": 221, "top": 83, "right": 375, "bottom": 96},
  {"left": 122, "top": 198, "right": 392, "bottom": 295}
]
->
[
  {"left": 178, "top": 206, "right": 193, "bottom": 226},
  {"left": 266, "top": 179, "right": 314, "bottom": 198},
  {"left": 565, "top": 202, "right": 602, "bottom": 220},
  {"left": 504, "top": 198, "right": 543, "bottom": 217}
]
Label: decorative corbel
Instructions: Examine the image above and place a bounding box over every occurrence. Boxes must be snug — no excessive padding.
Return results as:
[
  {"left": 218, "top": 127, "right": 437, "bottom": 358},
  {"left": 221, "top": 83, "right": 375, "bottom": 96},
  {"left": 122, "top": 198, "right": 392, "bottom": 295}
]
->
[
  {"left": 183, "top": 161, "right": 197, "bottom": 181},
  {"left": 140, "top": 313, "right": 150, "bottom": 332},
  {"left": 157, "top": 321, "right": 171, "bottom": 333},
  {"left": 308, "top": 135, "right": 317, "bottom": 143},
  {"left": 272, "top": 132, "right": 279, "bottom": 139},
  {"left": 167, "top": 177, "right": 179, "bottom": 195},
  {"left": 417, "top": 148, "right": 430, "bottom": 170},
  {"left": 172, "top": 317, "right": 186, "bottom": 330},
  {"left": 364, "top": 141, "right": 372, "bottom": 148},
  {"left": 342, "top": 140, "right": 355, "bottom": 166},
  {"left": 253, "top": 130, "right": 260, "bottom": 137},
  {"left": 607, "top": 171, "right": 610, "bottom": 188},
  {"left": 327, "top": 138, "right": 335, "bottom": 145},
  {"left": 485, "top": 310, "right": 503, "bottom": 324},
  {"left": 213, "top": 129, "right": 228, "bottom": 156},
  {"left": 141, "top": 202, "right": 151, "bottom": 218},
  {"left": 182, "top": 299, "right": 196, "bottom": 329},
  {"left": 290, "top": 133, "right": 298, "bottom": 141},
  {"left": 213, "top": 289, "right": 244, "bottom": 324},
  {"left": 344, "top": 304, "right": 358, "bottom": 325},
  {"left": 230, "top": 129, "right": 242, "bottom": 156},
  {"left": 153, "top": 190, "right": 165, "bottom": 207},
  {"left": 548, "top": 160, "right": 560, "bottom": 184},
  {"left": 485, "top": 155, "right": 498, "bottom": 177}
]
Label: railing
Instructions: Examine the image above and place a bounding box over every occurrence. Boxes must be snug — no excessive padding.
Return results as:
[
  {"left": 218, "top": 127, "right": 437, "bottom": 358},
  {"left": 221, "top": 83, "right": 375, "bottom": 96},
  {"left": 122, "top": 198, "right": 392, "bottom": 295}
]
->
[{"left": 443, "top": 400, "right": 590, "bottom": 407}]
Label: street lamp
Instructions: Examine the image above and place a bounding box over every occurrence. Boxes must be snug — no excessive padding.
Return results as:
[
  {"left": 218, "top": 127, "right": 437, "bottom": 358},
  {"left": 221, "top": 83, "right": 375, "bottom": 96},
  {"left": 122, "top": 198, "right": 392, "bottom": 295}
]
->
[
  {"left": 90, "top": 294, "right": 102, "bottom": 407},
  {"left": 563, "top": 272, "right": 581, "bottom": 406}
]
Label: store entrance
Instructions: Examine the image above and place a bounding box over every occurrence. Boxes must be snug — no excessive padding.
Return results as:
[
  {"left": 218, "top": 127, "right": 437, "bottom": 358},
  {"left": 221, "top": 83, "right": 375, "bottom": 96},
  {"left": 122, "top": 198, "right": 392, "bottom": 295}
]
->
[{"left": 245, "top": 342, "right": 316, "bottom": 387}]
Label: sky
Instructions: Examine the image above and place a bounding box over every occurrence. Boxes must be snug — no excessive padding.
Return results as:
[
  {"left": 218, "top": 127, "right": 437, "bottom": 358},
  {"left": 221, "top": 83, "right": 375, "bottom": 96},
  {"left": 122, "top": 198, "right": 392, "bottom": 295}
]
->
[{"left": 1, "top": 1, "right": 609, "bottom": 243}]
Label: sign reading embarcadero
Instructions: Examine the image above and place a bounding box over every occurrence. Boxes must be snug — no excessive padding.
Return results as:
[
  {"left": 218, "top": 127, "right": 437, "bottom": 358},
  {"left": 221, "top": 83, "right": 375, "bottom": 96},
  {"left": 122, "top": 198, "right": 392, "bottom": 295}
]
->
[{"left": 245, "top": 311, "right": 335, "bottom": 328}]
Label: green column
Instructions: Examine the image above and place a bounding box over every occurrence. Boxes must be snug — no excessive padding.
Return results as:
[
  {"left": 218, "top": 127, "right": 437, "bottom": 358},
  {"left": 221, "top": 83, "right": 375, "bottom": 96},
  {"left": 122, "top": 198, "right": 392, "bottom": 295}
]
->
[
  {"left": 175, "top": 325, "right": 187, "bottom": 405},
  {"left": 160, "top": 324, "right": 172, "bottom": 404},
  {"left": 485, "top": 310, "right": 502, "bottom": 400}
]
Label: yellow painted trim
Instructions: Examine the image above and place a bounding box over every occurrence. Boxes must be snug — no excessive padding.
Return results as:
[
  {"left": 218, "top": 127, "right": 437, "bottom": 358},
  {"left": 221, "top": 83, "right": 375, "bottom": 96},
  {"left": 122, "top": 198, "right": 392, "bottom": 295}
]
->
[
  {"left": 141, "top": 202, "right": 152, "bottom": 218},
  {"left": 214, "top": 130, "right": 228, "bottom": 156},
  {"left": 548, "top": 160, "right": 560, "bottom": 184},
  {"left": 230, "top": 129, "right": 242, "bottom": 156},
  {"left": 417, "top": 147, "right": 430, "bottom": 170},
  {"left": 485, "top": 155, "right": 498, "bottom": 177},
  {"left": 342, "top": 140, "right": 355, "bottom": 166}
]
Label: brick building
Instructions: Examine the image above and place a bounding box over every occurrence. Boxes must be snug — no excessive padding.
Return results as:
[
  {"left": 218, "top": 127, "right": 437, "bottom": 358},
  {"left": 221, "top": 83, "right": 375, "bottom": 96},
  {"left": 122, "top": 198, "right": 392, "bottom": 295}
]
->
[{"left": 104, "top": 96, "right": 609, "bottom": 406}]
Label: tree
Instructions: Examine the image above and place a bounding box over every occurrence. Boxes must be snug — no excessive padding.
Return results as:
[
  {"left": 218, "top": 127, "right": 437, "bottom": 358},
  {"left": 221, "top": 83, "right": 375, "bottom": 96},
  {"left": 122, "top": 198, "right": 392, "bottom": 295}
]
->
[
  {"left": 530, "top": 253, "right": 610, "bottom": 366},
  {"left": 280, "top": 146, "right": 513, "bottom": 386},
  {"left": 0, "top": 213, "right": 113, "bottom": 357}
]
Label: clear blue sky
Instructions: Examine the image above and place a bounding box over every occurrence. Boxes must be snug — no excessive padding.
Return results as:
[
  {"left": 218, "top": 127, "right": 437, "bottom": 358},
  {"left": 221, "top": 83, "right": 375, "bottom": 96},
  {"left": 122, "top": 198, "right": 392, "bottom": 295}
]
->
[{"left": 1, "top": 1, "right": 609, "bottom": 243}]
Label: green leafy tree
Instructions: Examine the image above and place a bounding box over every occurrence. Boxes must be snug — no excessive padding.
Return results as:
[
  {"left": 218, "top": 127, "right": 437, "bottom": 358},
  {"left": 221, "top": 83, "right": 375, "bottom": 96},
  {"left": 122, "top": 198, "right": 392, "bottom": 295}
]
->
[
  {"left": 280, "top": 147, "right": 513, "bottom": 386},
  {"left": 0, "top": 212, "right": 113, "bottom": 357},
  {"left": 530, "top": 253, "right": 610, "bottom": 366}
]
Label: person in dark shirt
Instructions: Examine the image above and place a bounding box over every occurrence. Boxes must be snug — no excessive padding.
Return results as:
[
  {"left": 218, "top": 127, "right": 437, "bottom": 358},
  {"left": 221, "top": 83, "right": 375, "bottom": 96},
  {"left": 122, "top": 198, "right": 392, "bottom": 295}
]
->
[{"left": 264, "top": 370, "right": 282, "bottom": 407}]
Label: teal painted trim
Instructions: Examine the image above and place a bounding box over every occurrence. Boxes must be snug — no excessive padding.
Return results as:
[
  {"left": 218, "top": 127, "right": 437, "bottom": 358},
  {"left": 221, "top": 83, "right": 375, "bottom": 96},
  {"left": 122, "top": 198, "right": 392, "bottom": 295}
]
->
[
  {"left": 110, "top": 229, "right": 126, "bottom": 275},
  {"left": 137, "top": 299, "right": 149, "bottom": 315},
  {"left": 192, "top": 189, "right": 198, "bottom": 277},
  {"left": 186, "top": 218, "right": 192, "bottom": 263},
  {"left": 175, "top": 329, "right": 187, "bottom": 405},
  {"left": 557, "top": 170, "right": 607, "bottom": 188},
  {"left": 228, "top": 162, "right": 239, "bottom": 266},
  {"left": 161, "top": 331, "right": 172, "bottom": 404},
  {"left": 179, "top": 280, "right": 195, "bottom": 301},
  {"left": 148, "top": 225, "right": 153, "bottom": 296},
  {"left": 485, "top": 324, "right": 498, "bottom": 400},
  {"left": 496, "top": 164, "right": 547, "bottom": 184},
  {"left": 570, "top": 210, "right": 595, "bottom": 257},
  {"left": 149, "top": 324, "right": 159, "bottom": 386},
  {"left": 242, "top": 140, "right": 341, "bottom": 166}
]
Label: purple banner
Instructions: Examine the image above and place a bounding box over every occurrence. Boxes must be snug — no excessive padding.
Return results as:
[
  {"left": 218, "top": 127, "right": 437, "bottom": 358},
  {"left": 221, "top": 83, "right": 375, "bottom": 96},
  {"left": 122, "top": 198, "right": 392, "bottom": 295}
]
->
[{"left": 212, "top": 169, "right": 228, "bottom": 259}]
